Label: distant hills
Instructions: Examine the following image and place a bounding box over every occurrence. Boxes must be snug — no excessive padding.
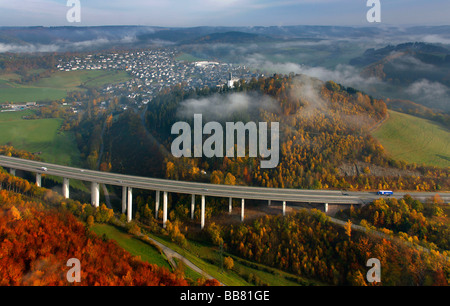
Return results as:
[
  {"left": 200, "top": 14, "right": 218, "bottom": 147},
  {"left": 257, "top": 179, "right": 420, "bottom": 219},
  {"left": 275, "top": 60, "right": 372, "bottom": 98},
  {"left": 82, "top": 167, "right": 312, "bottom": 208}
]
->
[
  {"left": 348, "top": 42, "right": 450, "bottom": 111},
  {"left": 350, "top": 42, "right": 450, "bottom": 67},
  {"left": 1, "top": 25, "right": 450, "bottom": 112},
  {"left": 180, "top": 31, "right": 274, "bottom": 44},
  {"left": 352, "top": 42, "right": 450, "bottom": 86},
  {"left": 2, "top": 25, "right": 450, "bottom": 50}
]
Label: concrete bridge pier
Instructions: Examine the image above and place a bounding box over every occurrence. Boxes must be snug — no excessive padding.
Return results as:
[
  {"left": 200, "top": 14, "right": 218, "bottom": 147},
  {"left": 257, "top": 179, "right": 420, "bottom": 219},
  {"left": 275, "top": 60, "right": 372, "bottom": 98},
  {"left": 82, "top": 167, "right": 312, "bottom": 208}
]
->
[
  {"left": 324, "top": 203, "right": 329, "bottom": 213},
  {"left": 9, "top": 168, "right": 16, "bottom": 176},
  {"left": 127, "top": 187, "right": 132, "bottom": 222},
  {"left": 268, "top": 200, "right": 271, "bottom": 206},
  {"left": 229, "top": 197, "right": 232, "bottom": 214},
  {"left": 163, "top": 191, "right": 168, "bottom": 228},
  {"left": 122, "top": 186, "right": 127, "bottom": 214},
  {"left": 201, "top": 195, "right": 205, "bottom": 229},
  {"left": 155, "top": 191, "right": 160, "bottom": 219},
  {"left": 241, "top": 199, "right": 245, "bottom": 222},
  {"left": 191, "top": 194, "right": 195, "bottom": 220},
  {"left": 63, "top": 178, "right": 69, "bottom": 199},
  {"left": 36, "top": 173, "right": 42, "bottom": 187},
  {"left": 91, "top": 182, "right": 100, "bottom": 208},
  {"left": 282, "top": 201, "right": 286, "bottom": 216}
]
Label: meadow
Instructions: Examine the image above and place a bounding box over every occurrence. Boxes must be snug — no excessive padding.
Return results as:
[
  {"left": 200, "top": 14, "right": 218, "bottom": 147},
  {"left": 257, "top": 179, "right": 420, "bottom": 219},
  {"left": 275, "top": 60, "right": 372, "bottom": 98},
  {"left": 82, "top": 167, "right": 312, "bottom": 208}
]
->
[
  {"left": 0, "top": 110, "right": 81, "bottom": 166},
  {"left": 91, "top": 222, "right": 313, "bottom": 286},
  {"left": 372, "top": 110, "right": 450, "bottom": 168},
  {"left": 174, "top": 53, "right": 206, "bottom": 63},
  {"left": 91, "top": 223, "right": 172, "bottom": 270},
  {"left": 0, "top": 70, "right": 131, "bottom": 104},
  {"left": 0, "top": 109, "right": 88, "bottom": 191}
]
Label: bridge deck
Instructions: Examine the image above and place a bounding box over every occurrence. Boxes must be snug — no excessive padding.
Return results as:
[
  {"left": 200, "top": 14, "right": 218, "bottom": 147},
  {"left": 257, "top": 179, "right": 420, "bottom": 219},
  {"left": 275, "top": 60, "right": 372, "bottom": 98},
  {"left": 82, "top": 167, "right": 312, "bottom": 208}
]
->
[{"left": 1, "top": 155, "right": 448, "bottom": 204}]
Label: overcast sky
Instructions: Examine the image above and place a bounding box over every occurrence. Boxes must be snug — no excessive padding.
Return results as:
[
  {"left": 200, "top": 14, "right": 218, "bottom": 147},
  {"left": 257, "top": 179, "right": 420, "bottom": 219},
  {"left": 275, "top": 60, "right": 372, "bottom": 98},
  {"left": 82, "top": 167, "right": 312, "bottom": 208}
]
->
[{"left": 0, "top": 0, "right": 449, "bottom": 27}]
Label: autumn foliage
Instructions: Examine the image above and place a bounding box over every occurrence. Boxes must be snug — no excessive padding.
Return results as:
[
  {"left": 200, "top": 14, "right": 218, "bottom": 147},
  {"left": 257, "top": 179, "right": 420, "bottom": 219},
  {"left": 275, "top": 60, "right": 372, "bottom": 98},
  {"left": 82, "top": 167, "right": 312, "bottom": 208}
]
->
[
  {"left": 0, "top": 145, "right": 42, "bottom": 161},
  {"left": 225, "top": 209, "right": 449, "bottom": 286},
  {"left": 137, "top": 74, "right": 449, "bottom": 192},
  {"left": 0, "top": 189, "right": 188, "bottom": 286},
  {"left": 337, "top": 195, "right": 450, "bottom": 251}
]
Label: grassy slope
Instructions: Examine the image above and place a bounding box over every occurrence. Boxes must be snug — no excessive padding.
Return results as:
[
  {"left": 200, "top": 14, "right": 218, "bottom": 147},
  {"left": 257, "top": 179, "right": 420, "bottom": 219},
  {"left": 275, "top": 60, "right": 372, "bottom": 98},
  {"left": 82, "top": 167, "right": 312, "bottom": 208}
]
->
[
  {"left": 0, "top": 70, "right": 131, "bottom": 104},
  {"left": 32, "top": 70, "right": 131, "bottom": 90},
  {"left": 91, "top": 223, "right": 207, "bottom": 282},
  {"left": 0, "top": 109, "right": 87, "bottom": 191},
  {"left": 91, "top": 222, "right": 311, "bottom": 286},
  {"left": 91, "top": 223, "right": 171, "bottom": 270},
  {"left": 372, "top": 110, "right": 450, "bottom": 168},
  {"left": 146, "top": 231, "right": 312, "bottom": 286},
  {"left": 0, "top": 88, "right": 67, "bottom": 103},
  {"left": 174, "top": 53, "right": 205, "bottom": 63},
  {"left": 0, "top": 110, "right": 81, "bottom": 166}
]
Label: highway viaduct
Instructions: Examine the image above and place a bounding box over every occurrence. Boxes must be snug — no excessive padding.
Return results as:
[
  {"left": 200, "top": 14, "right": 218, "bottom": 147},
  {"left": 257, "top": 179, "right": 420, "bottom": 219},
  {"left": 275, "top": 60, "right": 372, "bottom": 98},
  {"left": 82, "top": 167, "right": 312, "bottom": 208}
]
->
[{"left": 1, "top": 155, "right": 448, "bottom": 229}]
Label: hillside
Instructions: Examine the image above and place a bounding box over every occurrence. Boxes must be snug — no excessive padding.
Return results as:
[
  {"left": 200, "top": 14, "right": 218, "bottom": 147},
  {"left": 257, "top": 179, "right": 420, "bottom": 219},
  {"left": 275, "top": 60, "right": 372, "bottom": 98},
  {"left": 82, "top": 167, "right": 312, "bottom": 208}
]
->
[
  {"left": 372, "top": 110, "right": 450, "bottom": 168},
  {"left": 2, "top": 165, "right": 448, "bottom": 286},
  {"left": 182, "top": 31, "right": 274, "bottom": 44},
  {"left": 97, "top": 74, "right": 449, "bottom": 192},
  {"left": 224, "top": 208, "right": 449, "bottom": 286},
  {"left": 350, "top": 42, "right": 450, "bottom": 111},
  {"left": 0, "top": 69, "right": 132, "bottom": 104},
  {"left": 336, "top": 194, "right": 450, "bottom": 252},
  {"left": 0, "top": 188, "right": 188, "bottom": 286},
  {"left": 0, "top": 110, "right": 81, "bottom": 166},
  {"left": 385, "top": 98, "right": 450, "bottom": 128},
  {"left": 2, "top": 26, "right": 450, "bottom": 49},
  {"left": 350, "top": 42, "right": 450, "bottom": 68}
]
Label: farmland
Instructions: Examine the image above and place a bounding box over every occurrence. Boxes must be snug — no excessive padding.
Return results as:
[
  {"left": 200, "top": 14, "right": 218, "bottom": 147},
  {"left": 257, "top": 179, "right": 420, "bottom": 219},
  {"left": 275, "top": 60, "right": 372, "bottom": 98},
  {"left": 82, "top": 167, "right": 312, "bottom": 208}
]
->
[
  {"left": 0, "top": 109, "right": 88, "bottom": 191},
  {"left": 0, "top": 70, "right": 131, "bottom": 104},
  {"left": 0, "top": 110, "right": 81, "bottom": 166}
]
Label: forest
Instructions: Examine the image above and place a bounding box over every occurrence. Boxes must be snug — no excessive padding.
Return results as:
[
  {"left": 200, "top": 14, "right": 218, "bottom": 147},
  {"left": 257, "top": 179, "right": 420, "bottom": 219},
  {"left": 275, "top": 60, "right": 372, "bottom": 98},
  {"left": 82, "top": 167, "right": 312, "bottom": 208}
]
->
[
  {"left": 1, "top": 49, "right": 449, "bottom": 287},
  {"left": 92, "top": 73, "right": 449, "bottom": 192},
  {"left": 0, "top": 145, "right": 42, "bottom": 161},
  {"left": 336, "top": 194, "right": 450, "bottom": 251},
  {"left": 0, "top": 192, "right": 186, "bottom": 285},
  {"left": 0, "top": 168, "right": 220, "bottom": 286},
  {"left": 221, "top": 209, "right": 449, "bottom": 286},
  {"left": 1, "top": 151, "right": 449, "bottom": 286}
]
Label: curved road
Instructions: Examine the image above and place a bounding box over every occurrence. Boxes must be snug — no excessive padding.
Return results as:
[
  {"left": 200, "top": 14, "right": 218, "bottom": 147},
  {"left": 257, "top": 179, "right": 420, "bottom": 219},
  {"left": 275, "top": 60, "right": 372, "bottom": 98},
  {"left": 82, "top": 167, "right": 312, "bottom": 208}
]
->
[{"left": 136, "top": 232, "right": 222, "bottom": 284}]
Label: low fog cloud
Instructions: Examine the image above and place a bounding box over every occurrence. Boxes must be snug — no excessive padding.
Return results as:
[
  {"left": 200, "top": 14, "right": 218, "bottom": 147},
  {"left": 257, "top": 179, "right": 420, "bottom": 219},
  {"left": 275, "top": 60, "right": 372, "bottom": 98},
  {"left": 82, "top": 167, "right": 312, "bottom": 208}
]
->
[
  {"left": 0, "top": 38, "right": 132, "bottom": 53},
  {"left": 290, "top": 75, "right": 328, "bottom": 117},
  {"left": 246, "top": 54, "right": 382, "bottom": 91},
  {"left": 405, "top": 79, "right": 450, "bottom": 110},
  {"left": 177, "top": 92, "right": 279, "bottom": 121},
  {"left": 0, "top": 35, "right": 173, "bottom": 53},
  {"left": 0, "top": 43, "right": 60, "bottom": 53},
  {"left": 389, "top": 54, "right": 435, "bottom": 71},
  {"left": 421, "top": 35, "right": 450, "bottom": 45}
]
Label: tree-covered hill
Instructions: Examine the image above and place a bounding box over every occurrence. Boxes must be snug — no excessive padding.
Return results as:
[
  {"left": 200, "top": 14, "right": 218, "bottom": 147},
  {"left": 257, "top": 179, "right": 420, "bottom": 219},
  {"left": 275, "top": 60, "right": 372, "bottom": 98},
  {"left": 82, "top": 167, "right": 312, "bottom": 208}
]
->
[
  {"left": 99, "top": 73, "right": 449, "bottom": 191},
  {"left": 0, "top": 172, "right": 188, "bottom": 286}
]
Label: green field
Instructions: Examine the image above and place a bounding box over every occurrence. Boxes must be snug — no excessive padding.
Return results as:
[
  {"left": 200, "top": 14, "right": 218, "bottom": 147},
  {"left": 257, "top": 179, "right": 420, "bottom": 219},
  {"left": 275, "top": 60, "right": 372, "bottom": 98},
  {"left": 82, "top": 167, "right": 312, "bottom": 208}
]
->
[
  {"left": 91, "top": 224, "right": 171, "bottom": 269},
  {"left": 92, "top": 222, "right": 314, "bottom": 286},
  {"left": 174, "top": 53, "right": 205, "bottom": 63},
  {"left": 91, "top": 223, "right": 207, "bottom": 282},
  {"left": 0, "top": 70, "right": 132, "bottom": 104},
  {"left": 372, "top": 110, "right": 450, "bottom": 168},
  {"left": 0, "top": 110, "right": 81, "bottom": 166},
  {"left": 0, "top": 109, "right": 88, "bottom": 191},
  {"left": 32, "top": 70, "right": 132, "bottom": 90},
  {"left": 145, "top": 230, "right": 315, "bottom": 286}
]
